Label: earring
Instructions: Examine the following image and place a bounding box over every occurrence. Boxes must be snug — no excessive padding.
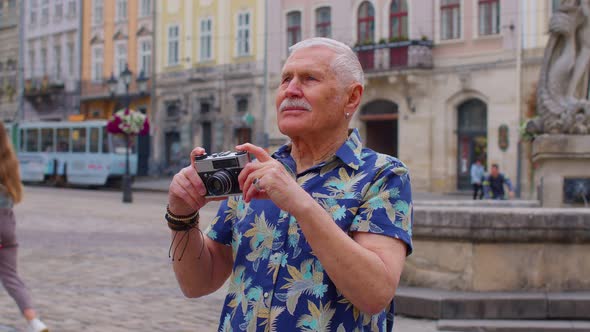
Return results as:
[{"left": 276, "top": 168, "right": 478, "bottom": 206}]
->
[{"left": 345, "top": 112, "right": 350, "bottom": 119}]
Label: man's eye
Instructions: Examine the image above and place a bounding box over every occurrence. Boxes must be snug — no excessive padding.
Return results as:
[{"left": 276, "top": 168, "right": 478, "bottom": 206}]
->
[
  {"left": 281, "top": 77, "right": 291, "bottom": 84},
  {"left": 306, "top": 76, "right": 317, "bottom": 81}
]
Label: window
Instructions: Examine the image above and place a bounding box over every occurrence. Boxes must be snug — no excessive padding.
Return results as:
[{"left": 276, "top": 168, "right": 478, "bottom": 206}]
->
[
  {"left": 72, "top": 128, "right": 86, "bottom": 153},
  {"left": 200, "top": 18, "right": 212, "bottom": 61},
  {"left": 441, "top": 0, "right": 461, "bottom": 40},
  {"left": 93, "top": 0, "right": 103, "bottom": 25},
  {"left": 67, "top": 0, "right": 76, "bottom": 17},
  {"left": 552, "top": 0, "right": 560, "bottom": 12},
  {"left": 28, "top": 50, "right": 35, "bottom": 77},
  {"left": 30, "top": 0, "right": 38, "bottom": 25},
  {"left": 200, "top": 102, "right": 210, "bottom": 114},
  {"left": 41, "top": 0, "right": 49, "bottom": 25},
  {"left": 89, "top": 128, "right": 100, "bottom": 153},
  {"left": 26, "top": 129, "right": 39, "bottom": 152},
  {"left": 8, "top": 0, "right": 15, "bottom": 8},
  {"left": 287, "top": 11, "right": 302, "bottom": 49},
  {"left": 40, "top": 47, "right": 47, "bottom": 75},
  {"left": 101, "top": 127, "right": 109, "bottom": 153},
  {"left": 167, "top": 25, "right": 179, "bottom": 65},
  {"left": 390, "top": 0, "right": 408, "bottom": 39},
  {"left": 315, "top": 7, "right": 331, "bottom": 38},
  {"left": 67, "top": 42, "right": 74, "bottom": 75},
  {"left": 54, "top": 0, "right": 63, "bottom": 21},
  {"left": 56, "top": 128, "right": 70, "bottom": 152},
  {"left": 140, "top": 0, "right": 151, "bottom": 18},
  {"left": 237, "top": 12, "right": 251, "bottom": 56},
  {"left": 54, "top": 45, "right": 62, "bottom": 80},
  {"left": 41, "top": 128, "right": 54, "bottom": 152},
  {"left": 478, "top": 0, "right": 499, "bottom": 36},
  {"left": 358, "top": 1, "right": 375, "bottom": 43},
  {"left": 237, "top": 97, "right": 248, "bottom": 113},
  {"left": 116, "top": 0, "right": 127, "bottom": 21},
  {"left": 115, "top": 42, "right": 127, "bottom": 76},
  {"left": 91, "top": 46, "right": 103, "bottom": 82},
  {"left": 139, "top": 39, "right": 151, "bottom": 76}
]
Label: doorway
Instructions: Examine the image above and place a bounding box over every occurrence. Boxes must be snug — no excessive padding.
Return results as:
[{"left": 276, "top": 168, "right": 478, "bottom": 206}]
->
[
  {"left": 457, "top": 99, "right": 488, "bottom": 190},
  {"left": 360, "top": 99, "right": 399, "bottom": 157}
]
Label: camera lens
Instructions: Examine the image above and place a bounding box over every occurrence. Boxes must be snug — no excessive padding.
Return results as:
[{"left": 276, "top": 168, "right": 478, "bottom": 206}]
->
[{"left": 206, "top": 169, "right": 235, "bottom": 196}]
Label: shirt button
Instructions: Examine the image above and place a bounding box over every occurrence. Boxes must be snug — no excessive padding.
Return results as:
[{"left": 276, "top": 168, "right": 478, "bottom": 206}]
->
[{"left": 263, "top": 292, "right": 269, "bottom": 299}]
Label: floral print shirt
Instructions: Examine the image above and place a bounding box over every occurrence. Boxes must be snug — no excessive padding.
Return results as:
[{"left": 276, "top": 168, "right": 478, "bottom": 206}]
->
[{"left": 207, "top": 129, "right": 413, "bottom": 332}]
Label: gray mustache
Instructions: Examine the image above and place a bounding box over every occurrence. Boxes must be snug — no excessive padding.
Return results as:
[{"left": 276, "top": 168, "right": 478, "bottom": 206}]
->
[{"left": 279, "top": 98, "right": 312, "bottom": 112}]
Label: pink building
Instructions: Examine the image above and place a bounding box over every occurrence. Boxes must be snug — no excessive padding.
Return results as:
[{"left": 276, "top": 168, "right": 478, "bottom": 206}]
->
[{"left": 269, "top": 0, "right": 535, "bottom": 195}]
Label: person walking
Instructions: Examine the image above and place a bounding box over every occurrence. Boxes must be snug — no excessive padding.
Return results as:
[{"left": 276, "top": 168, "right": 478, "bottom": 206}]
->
[
  {"left": 470, "top": 159, "right": 485, "bottom": 200},
  {"left": 0, "top": 123, "right": 49, "bottom": 332},
  {"left": 483, "top": 164, "right": 515, "bottom": 200}
]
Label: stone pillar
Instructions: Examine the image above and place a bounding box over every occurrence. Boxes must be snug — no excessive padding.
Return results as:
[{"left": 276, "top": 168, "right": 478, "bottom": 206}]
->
[{"left": 532, "top": 135, "right": 590, "bottom": 207}]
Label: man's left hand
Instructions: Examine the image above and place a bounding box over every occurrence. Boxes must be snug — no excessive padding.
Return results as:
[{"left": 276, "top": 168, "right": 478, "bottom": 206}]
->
[{"left": 236, "top": 143, "right": 307, "bottom": 213}]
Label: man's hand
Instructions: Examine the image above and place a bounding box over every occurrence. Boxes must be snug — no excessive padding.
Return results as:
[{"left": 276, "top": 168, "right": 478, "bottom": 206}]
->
[
  {"left": 508, "top": 191, "right": 515, "bottom": 199},
  {"left": 167, "top": 147, "right": 220, "bottom": 216},
  {"left": 236, "top": 143, "right": 307, "bottom": 214}
]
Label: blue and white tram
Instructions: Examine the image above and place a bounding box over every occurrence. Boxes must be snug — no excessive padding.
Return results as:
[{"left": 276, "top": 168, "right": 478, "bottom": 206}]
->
[{"left": 16, "top": 120, "right": 137, "bottom": 186}]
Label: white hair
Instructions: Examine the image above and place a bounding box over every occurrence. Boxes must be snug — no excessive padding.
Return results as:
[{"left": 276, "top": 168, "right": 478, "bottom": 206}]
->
[{"left": 288, "top": 37, "right": 365, "bottom": 88}]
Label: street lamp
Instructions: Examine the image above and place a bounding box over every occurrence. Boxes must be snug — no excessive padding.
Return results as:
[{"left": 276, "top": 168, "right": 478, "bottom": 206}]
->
[{"left": 107, "top": 63, "right": 149, "bottom": 203}]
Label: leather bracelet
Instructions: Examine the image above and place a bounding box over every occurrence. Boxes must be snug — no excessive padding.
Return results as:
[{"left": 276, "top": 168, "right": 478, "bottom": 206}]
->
[
  {"left": 168, "top": 221, "right": 195, "bottom": 232},
  {"left": 165, "top": 211, "right": 199, "bottom": 225},
  {"left": 167, "top": 205, "right": 199, "bottom": 220}
]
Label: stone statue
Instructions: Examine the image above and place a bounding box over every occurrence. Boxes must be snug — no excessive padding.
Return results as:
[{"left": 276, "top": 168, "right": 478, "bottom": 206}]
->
[{"left": 527, "top": 0, "right": 590, "bottom": 135}]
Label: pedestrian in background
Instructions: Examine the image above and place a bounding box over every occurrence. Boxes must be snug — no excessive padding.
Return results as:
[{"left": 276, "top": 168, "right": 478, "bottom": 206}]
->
[
  {"left": 470, "top": 159, "right": 485, "bottom": 200},
  {"left": 0, "top": 123, "right": 49, "bottom": 332},
  {"left": 483, "top": 163, "right": 515, "bottom": 200}
]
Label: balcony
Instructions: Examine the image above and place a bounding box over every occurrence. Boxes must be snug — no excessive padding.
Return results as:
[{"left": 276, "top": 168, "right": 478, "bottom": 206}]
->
[
  {"left": 80, "top": 79, "right": 152, "bottom": 102},
  {"left": 24, "top": 76, "right": 66, "bottom": 100},
  {"left": 353, "top": 39, "right": 433, "bottom": 73}
]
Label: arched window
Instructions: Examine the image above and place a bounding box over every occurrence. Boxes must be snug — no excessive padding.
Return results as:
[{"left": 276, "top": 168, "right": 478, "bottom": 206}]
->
[
  {"left": 357, "top": 1, "right": 375, "bottom": 44},
  {"left": 390, "top": 0, "right": 408, "bottom": 40},
  {"left": 315, "top": 7, "right": 331, "bottom": 38},
  {"left": 287, "top": 11, "right": 302, "bottom": 49}
]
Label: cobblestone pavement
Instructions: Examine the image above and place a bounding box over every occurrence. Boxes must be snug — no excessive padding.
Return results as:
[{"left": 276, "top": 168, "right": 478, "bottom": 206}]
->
[{"left": 0, "top": 186, "right": 440, "bottom": 332}]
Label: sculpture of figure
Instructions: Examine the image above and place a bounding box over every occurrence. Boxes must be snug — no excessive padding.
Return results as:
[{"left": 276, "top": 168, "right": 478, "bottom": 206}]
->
[{"left": 528, "top": 0, "right": 590, "bottom": 135}]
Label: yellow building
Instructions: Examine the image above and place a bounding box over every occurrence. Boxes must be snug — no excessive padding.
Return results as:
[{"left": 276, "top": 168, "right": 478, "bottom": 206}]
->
[
  {"left": 80, "top": 0, "right": 154, "bottom": 174},
  {"left": 154, "top": 0, "right": 266, "bottom": 171}
]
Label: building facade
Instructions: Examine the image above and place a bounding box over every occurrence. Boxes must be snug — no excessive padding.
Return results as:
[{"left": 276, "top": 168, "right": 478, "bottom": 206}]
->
[
  {"left": 154, "top": 0, "right": 266, "bottom": 174},
  {"left": 0, "top": 0, "right": 19, "bottom": 122},
  {"left": 22, "top": 0, "right": 82, "bottom": 121},
  {"left": 80, "top": 0, "right": 153, "bottom": 175},
  {"left": 271, "top": 0, "right": 561, "bottom": 196}
]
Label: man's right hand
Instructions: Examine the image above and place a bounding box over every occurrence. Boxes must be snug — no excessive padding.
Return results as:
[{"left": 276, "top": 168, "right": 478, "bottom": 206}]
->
[{"left": 167, "top": 147, "right": 211, "bottom": 216}]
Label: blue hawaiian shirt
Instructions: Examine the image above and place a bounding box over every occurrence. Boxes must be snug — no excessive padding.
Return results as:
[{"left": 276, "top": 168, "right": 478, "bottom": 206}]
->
[{"left": 206, "top": 129, "right": 413, "bottom": 332}]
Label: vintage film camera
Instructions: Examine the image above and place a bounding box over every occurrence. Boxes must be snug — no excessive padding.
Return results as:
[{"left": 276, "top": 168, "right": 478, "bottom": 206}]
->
[{"left": 194, "top": 151, "right": 250, "bottom": 197}]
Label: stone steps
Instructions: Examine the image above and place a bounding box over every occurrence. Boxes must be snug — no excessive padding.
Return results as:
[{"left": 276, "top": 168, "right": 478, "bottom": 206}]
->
[
  {"left": 396, "top": 286, "right": 590, "bottom": 320},
  {"left": 437, "top": 319, "right": 590, "bottom": 332}
]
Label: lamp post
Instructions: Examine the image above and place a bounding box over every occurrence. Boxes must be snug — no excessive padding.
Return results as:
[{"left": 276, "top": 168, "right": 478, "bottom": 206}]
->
[{"left": 107, "top": 63, "right": 149, "bottom": 203}]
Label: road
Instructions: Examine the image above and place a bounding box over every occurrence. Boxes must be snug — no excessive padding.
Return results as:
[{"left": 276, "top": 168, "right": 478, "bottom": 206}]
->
[{"left": 0, "top": 186, "right": 440, "bottom": 332}]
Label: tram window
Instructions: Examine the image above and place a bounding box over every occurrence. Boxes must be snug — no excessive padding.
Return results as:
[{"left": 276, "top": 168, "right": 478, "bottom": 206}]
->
[
  {"left": 72, "top": 128, "right": 87, "bottom": 153},
  {"left": 102, "top": 127, "right": 109, "bottom": 153},
  {"left": 89, "top": 127, "right": 100, "bottom": 153},
  {"left": 19, "top": 130, "right": 24, "bottom": 152},
  {"left": 25, "top": 129, "right": 39, "bottom": 152},
  {"left": 41, "top": 128, "right": 54, "bottom": 152},
  {"left": 56, "top": 128, "right": 70, "bottom": 152}
]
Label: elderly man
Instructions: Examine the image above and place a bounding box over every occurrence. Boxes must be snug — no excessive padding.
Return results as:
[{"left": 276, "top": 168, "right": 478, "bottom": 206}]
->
[{"left": 167, "top": 37, "right": 412, "bottom": 331}]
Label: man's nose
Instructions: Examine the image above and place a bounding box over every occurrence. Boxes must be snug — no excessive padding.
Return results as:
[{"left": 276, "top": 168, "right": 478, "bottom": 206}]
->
[{"left": 285, "top": 78, "right": 303, "bottom": 98}]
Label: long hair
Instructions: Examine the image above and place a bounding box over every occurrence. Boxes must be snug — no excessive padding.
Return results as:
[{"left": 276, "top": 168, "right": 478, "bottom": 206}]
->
[{"left": 0, "top": 123, "right": 23, "bottom": 203}]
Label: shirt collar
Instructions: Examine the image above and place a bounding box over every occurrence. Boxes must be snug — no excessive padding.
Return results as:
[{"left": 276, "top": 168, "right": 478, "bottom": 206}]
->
[{"left": 272, "top": 128, "right": 364, "bottom": 172}]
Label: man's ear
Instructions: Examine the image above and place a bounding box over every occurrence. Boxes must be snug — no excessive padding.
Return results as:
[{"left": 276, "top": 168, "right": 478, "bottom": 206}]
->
[{"left": 344, "top": 83, "right": 363, "bottom": 116}]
